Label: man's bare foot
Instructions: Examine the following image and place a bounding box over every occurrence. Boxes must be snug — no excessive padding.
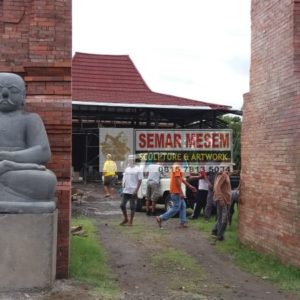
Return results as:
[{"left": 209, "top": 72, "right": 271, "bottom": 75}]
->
[
  {"left": 179, "top": 223, "right": 188, "bottom": 228},
  {"left": 119, "top": 219, "right": 128, "bottom": 226},
  {"left": 156, "top": 216, "right": 162, "bottom": 228}
]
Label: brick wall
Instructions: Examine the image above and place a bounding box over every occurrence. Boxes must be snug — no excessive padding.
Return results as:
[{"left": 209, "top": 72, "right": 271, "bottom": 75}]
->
[
  {"left": 0, "top": 0, "right": 72, "bottom": 277},
  {"left": 240, "top": 0, "right": 300, "bottom": 268}
]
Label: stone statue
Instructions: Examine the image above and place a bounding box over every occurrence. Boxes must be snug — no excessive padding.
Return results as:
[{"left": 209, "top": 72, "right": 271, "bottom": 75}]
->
[{"left": 0, "top": 73, "right": 57, "bottom": 213}]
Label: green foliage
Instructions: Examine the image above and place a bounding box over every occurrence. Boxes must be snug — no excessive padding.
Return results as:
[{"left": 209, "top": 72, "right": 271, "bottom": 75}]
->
[
  {"left": 221, "top": 115, "right": 241, "bottom": 170},
  {"left": 191, "top": 214, "right": 300, "bottom": 296},
  {"left": 70, "top": 217, "right": 119, "bottom": 298},
  {"left": 70, "top": 215, "right": 300, "bottom": 298}
]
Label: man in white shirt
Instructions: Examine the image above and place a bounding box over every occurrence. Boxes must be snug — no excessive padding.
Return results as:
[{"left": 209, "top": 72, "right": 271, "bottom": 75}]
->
[
  {"left": 145, "top": 161, "right": 163, "bottom": 216},
  {"left": 120, "top": 155, "right": 143, "bottom": 226}
]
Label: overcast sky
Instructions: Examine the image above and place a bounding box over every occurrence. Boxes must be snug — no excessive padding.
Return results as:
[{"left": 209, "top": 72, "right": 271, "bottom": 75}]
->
[{"left": 72, "top": 0, "right": 251, "bottom": 110}]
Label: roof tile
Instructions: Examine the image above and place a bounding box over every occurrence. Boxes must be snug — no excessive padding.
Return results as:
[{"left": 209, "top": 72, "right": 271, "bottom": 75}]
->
[{"left": 72, "top": 52, "right": 231, "bottom": 110}]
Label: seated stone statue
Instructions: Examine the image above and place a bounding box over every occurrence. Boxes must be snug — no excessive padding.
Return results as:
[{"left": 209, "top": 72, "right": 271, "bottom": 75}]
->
[{"left": 0, "top": 72, "right": 57, "bottom": 213}]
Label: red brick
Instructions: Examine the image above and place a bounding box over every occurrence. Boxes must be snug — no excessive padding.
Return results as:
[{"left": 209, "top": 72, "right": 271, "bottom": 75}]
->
[
  {"left": 241, "top": 0, "right": 300, "bottom": 268},
  {"left": 0, "top": 0, "right": 71, "bottom": 278}
]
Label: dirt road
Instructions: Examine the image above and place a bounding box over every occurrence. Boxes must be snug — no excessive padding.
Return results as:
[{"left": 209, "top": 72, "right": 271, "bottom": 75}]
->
[
  {"left": 1, "top": 182, "right": 298, "bottom": 300},
  {"left": 70, "top": 183, "right": 297, "bottom": 300}
]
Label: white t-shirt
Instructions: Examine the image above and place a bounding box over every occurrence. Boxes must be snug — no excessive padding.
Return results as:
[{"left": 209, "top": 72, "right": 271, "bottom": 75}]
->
[
  {"left": 198, "top": 179, "right": 209, "bottom": 191},
  {"left": 123, "top": 165, "right": 143, "bottom": 194},
  {"left": 146, "top": 164, "right": 161, "bottom": 184}
]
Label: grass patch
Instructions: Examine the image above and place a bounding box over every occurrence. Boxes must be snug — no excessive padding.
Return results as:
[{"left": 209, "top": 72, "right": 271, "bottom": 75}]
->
[
  {"left": 70, "top": 217, "right": 119, "bottom": 299},
  {"left": 191, "top": 213, "right": 300, "bottom": 296},
  {"left": 151, "top": 248, "right": 207, "bottom": 292},
  {"left": 113, "top": 218, "right": 145, "bottom": 236},
  {"left": 113, "top": 215, "right": 171, "bottom": 238}
]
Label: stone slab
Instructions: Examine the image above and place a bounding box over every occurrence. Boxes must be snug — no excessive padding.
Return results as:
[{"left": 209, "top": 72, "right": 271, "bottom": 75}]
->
[
  {"left": 0, "top": 210, "right": 57, "bottom": 291},
  {"left": 0, "top": 200, "right": 56, "bottom": 214}
]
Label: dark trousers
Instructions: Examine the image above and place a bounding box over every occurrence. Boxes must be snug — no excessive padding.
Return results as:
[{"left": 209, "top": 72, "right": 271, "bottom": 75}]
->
[
  {"left": 212, "top": 201, "right": 228, "bottom": 238},
  {"left": 204, "top": 189, "right": 215, "bottom": 219},
  {"left": 228, "top": 190, "right": 239, "bottom": 225},
  {"left": 192, "top": 189, "right": 208, "bottom": 219}
]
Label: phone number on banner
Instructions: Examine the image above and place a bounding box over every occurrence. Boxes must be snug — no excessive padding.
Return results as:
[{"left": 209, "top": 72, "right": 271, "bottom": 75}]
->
[{"left": 158, "top": 164, "right": 233, "bottom": 174}]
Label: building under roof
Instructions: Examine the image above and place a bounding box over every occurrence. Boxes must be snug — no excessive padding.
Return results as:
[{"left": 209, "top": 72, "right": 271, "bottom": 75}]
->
[
  {"left": 72, "top": 52, "right": 241, "bottom": 131},
  {"left": 72, "top": 52, "right": 242, "bottom": 179}
]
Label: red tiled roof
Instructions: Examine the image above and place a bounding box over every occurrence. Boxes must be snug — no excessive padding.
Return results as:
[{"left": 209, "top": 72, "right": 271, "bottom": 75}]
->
[{"left": 72, "top": 52, "right": 231, "bottom": 110}]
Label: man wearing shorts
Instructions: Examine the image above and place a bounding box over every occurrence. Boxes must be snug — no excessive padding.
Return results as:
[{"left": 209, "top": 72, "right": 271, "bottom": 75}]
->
[
  {"left": 120, "top": 155, "right": 143, "bottom": 226},
  {"left": 145, "top": 162, "right": 162, "bottom": 216},
  {"left": 103, "top": 154, "right": 117, "bottom": 198}
]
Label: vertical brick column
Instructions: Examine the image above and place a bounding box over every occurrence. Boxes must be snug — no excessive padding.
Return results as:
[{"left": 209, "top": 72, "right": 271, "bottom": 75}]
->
[
  {"left": 240, "top": 0, "right": 300, "bottom": 268},
  {"left": 0, "top": 0, "right": 72, "bottom": 277}
]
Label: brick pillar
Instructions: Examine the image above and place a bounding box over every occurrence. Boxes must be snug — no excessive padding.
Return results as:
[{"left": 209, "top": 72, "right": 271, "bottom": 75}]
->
[
  {"left": 0, "top": 0, "right": 72, "bottom": 277},
  {"left": 240, "top": 0, "right": 300, "bottom": 268}
]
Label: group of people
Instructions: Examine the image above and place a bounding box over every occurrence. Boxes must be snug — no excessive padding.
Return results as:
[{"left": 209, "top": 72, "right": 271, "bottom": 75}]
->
[
  {"left": 103, "top": 153, "right": 238, "bottom": 241},
  {"left": 155, "top": 163, "right": 235, "bottom": 241},
  {"left": 0, "top": 71, "right": 235, "bottom": 241}
]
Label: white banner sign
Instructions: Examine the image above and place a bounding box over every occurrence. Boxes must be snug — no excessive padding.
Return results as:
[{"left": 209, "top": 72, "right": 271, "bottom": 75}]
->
[{"left": 135, "top": 129, "right": 232, "bottom": 151}]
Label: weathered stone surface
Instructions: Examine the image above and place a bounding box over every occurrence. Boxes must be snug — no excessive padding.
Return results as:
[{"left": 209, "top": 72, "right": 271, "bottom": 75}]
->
[
  {"left": 0, "top": 211, "right": 57, "bottom": 291},
  {"left": 0, "top": 0, "right": 72, "bottom": 277},
  {"left": 0, "top": 73, "right": 57, "bottom": 212}
]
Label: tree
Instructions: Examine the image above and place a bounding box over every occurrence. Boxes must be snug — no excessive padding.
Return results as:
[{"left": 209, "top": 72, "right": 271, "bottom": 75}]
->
[{"left": 221, "top": 115, "right": 241, "bottom": 170}]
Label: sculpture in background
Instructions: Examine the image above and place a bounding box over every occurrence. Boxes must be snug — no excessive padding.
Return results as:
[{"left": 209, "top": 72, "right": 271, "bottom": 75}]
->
[{"left": 0, "top": 72, "right": 57, "bottom": 213}]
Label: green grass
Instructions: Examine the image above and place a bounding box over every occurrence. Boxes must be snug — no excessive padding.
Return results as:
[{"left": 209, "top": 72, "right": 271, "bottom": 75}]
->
[
  {"left": 113, "top": 215, "right": 174, "bottom": 247},
  {"left": 69, "top": 215, "right": 300, "bottom": 298},
  {"left": 191, "top": 213, "right": 300, "bottom": 296},
  {"left": 151, "top": 248, "right": 207, "bottom": 292},
  {"left": 70, "top": 217, "right": 119, "bottom": 299}
]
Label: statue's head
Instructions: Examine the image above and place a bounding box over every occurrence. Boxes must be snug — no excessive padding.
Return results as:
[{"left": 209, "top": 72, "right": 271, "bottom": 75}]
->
[{"left": 0, "top": 73, "right": 26, "bottom": 112}]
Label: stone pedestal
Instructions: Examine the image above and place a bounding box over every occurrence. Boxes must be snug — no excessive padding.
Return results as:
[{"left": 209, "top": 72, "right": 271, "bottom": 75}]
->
[{"left": 0, "top": 210, "right": 57, "bottom": 291}]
